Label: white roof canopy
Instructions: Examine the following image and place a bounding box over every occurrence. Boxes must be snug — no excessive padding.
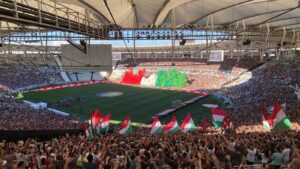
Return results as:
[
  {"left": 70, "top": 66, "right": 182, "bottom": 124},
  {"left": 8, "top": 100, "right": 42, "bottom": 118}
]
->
[{"left": 52, "top": 0, "right": 300, "bottom": 31}]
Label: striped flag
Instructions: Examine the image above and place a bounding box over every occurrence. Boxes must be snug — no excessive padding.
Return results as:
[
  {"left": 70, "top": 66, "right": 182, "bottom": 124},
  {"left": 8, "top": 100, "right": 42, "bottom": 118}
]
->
[
  {"left": 83, "top": 122, "right": 93, "bottom": 140},
  {"left": 261, "top": 104, "right": 271, "bottom": 131},
  {"left": 180, "top": 113, "right": 196, "bottom": 133},
  {"left": 269, "top": 100, "right": 292, "bottom": 131},
  {"left": 150, "top": 117, "right": 163, "bottom": 135},
  {"left": 119, "top": 117, "right": 132, "bottom": 135},
  {"left": 211, "top": 108, "right": 227, "bottom": 128},
  {"left": 163, "top": 116, "right": 180, "bottom": 133},
  {"left": 101, "top": 114, "right": 111, "bottom": 133},
  {"left": 91, "top": 109, "right": 101, "bottom": 135}
]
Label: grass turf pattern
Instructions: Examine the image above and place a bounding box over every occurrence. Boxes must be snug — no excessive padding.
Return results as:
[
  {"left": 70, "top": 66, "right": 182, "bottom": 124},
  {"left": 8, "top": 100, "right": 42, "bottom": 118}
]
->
[{"left": 24, "top": 83, "right": 224, "bottom": 124}]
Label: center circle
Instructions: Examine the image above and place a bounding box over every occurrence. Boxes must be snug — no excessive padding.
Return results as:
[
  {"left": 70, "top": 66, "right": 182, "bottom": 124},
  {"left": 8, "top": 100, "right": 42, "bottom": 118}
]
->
[{"left": 96, "top": 91, "right": 123, "bottom": 97}]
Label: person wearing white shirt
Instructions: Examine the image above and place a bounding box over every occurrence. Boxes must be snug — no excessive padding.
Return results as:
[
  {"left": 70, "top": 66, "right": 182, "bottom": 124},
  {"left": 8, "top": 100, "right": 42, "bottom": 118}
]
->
[
  {"left": 246, "top": 146, "right": 257, "bottom": 165},
  {"left": 261, "top": 152, "right": 269, "bottom": 167},
  {"left": 229, "top": 140, "right": 236, "bottom": 151},
  {"left": 282, "top": 146, "right": 291, "bottom": 166}
]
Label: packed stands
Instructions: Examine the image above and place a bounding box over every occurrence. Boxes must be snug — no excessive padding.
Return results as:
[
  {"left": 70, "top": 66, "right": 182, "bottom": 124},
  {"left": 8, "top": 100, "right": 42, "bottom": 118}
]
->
[
  {"left": 112, "top": 57, "right": 251, "bottom": 90},
  {"left": 0, "top": 52, "right": 299, "bottom": 169},
  {"left": 1, "top": 0, "right": 300, "bottom": 168},
  {"left": 219, "top": 58, "right": 300, "bottom": 129},
  {"left": 0, "top": 128, "right": 300, "bottom": 169},
  {"left": 0, "top": 64, "right": 63, "bottom": 91},
  {"left": 0, "top": 96, "right": 80, "bottom": 130}
]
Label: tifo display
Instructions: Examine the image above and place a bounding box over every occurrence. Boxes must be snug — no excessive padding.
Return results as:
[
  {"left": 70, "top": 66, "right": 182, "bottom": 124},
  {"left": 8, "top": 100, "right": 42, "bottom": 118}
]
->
[
  {"left": 1, "top": 1, "right": 300, "bottom": 168},
  {"left": 120, "top": 68, "right": 188, "bottom": 88},
  {"left": 121, "top": 68, "right": 146, "bottom": 85}
]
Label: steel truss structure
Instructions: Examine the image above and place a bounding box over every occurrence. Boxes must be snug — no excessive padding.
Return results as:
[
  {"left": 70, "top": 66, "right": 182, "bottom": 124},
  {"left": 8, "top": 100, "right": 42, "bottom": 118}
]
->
[
  {"left": 0, "top": 0, "right": 111, "bottom": 38},
  {"left": 0, "top": 0, "right": 299, "bottom": 66}
]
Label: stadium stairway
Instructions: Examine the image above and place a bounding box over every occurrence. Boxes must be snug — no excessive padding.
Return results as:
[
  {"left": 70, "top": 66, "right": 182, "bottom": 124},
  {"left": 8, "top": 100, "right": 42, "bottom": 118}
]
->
[
  {"left": 60, "top": 72, "right": 71, "bottom": 82},
  {"left": 66, "top": 72, "right": 74, "bottom": 82}
]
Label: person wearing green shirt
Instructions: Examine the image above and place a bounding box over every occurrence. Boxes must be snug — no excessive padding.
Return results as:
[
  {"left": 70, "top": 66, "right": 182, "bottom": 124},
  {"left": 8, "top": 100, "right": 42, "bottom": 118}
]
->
[
  {"left": 83, "top": 154, "right": 97, "bottom": 169},
  {"left": 270, "top": 147, "right": 283, "bottom": 169}
]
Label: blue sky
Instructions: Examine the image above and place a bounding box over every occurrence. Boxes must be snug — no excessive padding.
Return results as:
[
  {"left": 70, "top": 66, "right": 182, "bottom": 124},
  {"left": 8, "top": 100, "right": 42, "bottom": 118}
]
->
[
  {"left": 49, "top": 39, "right": 207, "bottom": 47},
  {"left": 19, "top": 31, "right": 212, "bottom": 47}
]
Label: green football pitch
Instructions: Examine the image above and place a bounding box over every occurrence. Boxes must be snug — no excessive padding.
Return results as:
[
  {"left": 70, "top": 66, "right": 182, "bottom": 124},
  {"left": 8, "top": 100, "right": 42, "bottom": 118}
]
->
[{"left": 23, "top": 83, "right": 224, "bottom": 124}]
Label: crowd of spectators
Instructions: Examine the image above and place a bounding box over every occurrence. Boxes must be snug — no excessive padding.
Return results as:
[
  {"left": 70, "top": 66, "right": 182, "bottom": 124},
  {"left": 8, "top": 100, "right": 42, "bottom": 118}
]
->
[
  {"left": 0, "top": 96, "right": 80, "bottom": 130},
  {"left": 0, "top": 64, "right": 63, "bottom": 91},
  {"left": 0, "top": 56, "right": 299, "bottom": 168},
  {"left": 1, "top": 128, "right": 300, "bottom": 169},
  {"left": 219, "top": 58, "right": 300, "bottom": 128},
  {"left": 115, "top": 56, "right": 268, "bottom": 90},
  {"left": 115, "top": 60, "right": 247, "bottom": 90}
]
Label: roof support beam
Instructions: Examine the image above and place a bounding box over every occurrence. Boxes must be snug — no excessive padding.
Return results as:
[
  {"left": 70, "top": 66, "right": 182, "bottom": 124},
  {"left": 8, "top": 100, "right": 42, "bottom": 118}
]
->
[
  {"left": 287, "top": 28, "right": 300, "bottom": 32},
  {"left": 265, "top": 16, "right": 300, "bottom": 24},
  {"left": 222, "top": 7, "right": 298, "bottom": 26},
  {"left": 77, "top": 0, "right": 111, "bottom": 25},
  {"left": 187, "top": 0, "right": 254, "bottom": 26},
  {"left": 273, "top": 23, "right": 300, "bottom": 30},
  {"left": 152, "top": 0, "right": 171, "bottom": 25},
  {"left": 195, "top": 7, "right": 297, "bottom": 54},
  {"left": 127, "top": 0, "right": 138, "bottom": 28},
  {"left": 221, "top": 8, "right": 293, "bottom": 27},
  {"left": 153, "top": 0, "right": 197, "bottom": 26}
]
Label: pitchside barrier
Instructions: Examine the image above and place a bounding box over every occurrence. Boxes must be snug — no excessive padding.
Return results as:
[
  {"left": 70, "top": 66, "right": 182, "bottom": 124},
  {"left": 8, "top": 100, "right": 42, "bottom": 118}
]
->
[{"left": 0, "top": 129, "right": 82, "bottom": 141}]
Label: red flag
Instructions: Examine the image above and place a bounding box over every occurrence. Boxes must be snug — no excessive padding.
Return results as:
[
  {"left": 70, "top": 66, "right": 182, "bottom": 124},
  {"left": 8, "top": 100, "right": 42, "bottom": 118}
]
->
[
  {"left": 90, "top": 109, "right": 101, "bottom": 133},
  {"left": 92, "top": 109, "right": 101, "bottom": 126},
  {"left": 90, "top": 109, "right": 101, "bottom": 136},
  {"left": 82, "top": 122, "right": 87, "bottom": 139},
  {"left": 268, "top": 100, "right": 281, "bottom": 126},
  {"left": 163, "top": 116, "right": 179, "bottom": 133},
  {"left": 90, "top": 113, "right": 94, "bottom": 137},
  {"left": 120, "top": 117, "right": 131, "bottom": 129},
  {"left": 230, "top": 115, "right": 234, "bottom": 122},
  {"left": 222, "top": 118, "right": 228, "bottom": 129},
  {"left": 203, "top": 118, "right": 207, "bottom": 131},
  {"left": 261, "top": 104, "right": 268, "bottom": 120}
]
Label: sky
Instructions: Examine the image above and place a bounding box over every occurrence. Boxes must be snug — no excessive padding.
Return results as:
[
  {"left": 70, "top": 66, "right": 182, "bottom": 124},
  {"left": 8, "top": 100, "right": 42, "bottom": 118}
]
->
[
  {"left": 48, "top": 39, "right": 208, "bottom": 47},
  {"left": 16, "top": 31, "right": 213, "bottom": 47}
]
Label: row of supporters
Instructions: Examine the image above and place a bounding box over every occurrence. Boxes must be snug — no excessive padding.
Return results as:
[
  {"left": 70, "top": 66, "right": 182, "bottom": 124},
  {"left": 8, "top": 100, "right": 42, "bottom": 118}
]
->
[
  {"left": 83, "top": 100, "right": 291, "bottom": 140},
  {"left": 83, "top": 112, "right": 200, "bottom": 140}
]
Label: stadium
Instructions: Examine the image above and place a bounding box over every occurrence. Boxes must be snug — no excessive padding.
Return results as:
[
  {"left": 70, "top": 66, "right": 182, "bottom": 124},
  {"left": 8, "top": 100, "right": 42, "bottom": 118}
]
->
[{"left": 0, "top": 0, "right": 300, "bottom": 168}]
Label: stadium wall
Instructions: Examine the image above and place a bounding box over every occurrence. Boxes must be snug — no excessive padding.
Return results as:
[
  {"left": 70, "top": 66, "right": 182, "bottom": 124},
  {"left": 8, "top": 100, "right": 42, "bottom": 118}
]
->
[{"left": 60, "top": 44, "right": 112, "bottom": 72}]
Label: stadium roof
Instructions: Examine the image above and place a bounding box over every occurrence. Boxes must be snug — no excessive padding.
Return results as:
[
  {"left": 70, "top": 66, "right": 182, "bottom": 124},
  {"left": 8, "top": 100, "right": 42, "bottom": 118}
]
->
[
  {"left": 54, "top": 0, "right": 300, "bottom": 30},
  {"left": 0, "top": 0, "right": 299, "bottom": 31}
]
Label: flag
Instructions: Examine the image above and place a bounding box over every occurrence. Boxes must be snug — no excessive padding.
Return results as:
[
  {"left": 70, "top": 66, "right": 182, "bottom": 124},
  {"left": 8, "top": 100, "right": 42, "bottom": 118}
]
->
[
  {"left": 203, "top": 118, "right": 207, "bottom": 131},
  {"left": 261, "top": 104, "right": 271, "bottom": 131},
  {"left": 91, "top": 109, "right": 101, "bottom": 135},
  {"left": 269, "top": 100, "right": 292, "bottom": 131},
  {"left": 82, "top": 122, "right": 93, "bottom": 140},
  {"left": 163, "top": 116, "right": 180, "bottom": 133},
  {"left": 222, "top": 118, "right": 228, "bottom": 129},
  {"left": 150, "top": 117, "right": 163, "bottom": 135},
  {"left": 100, "top": 114, "right": 111, "bottom": 133},
  {"left": 119, "top": 117, "right": 132, "bottom": 135},
  {"left": 211, "top": 108, "right": 227, "bottom": 128},
  {"left": 180, "top": 113, "right": 196, "bottom": 133}
]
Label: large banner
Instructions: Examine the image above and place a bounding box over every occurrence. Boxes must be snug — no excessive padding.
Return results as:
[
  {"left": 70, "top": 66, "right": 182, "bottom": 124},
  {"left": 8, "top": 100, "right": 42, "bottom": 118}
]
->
[{"left": 209, "top": 50, "right": 224, "bottom": 62}]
